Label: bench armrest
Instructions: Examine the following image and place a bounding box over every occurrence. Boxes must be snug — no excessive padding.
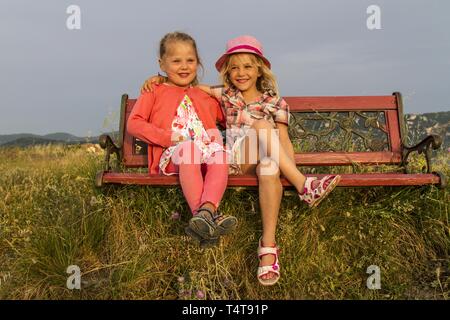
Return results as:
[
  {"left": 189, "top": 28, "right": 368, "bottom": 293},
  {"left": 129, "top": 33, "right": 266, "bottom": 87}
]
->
[
  {"left": 99, "top": 134, "right": 122, "bottom": 171},
  {"left": 401, "top": 134, "right": 442, "bottom": 174}
]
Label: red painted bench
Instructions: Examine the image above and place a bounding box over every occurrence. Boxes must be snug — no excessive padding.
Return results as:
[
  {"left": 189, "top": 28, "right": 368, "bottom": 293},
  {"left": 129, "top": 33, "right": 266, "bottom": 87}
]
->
[{"left": 95, "top": 92, "right": 446, "bottom": 188}]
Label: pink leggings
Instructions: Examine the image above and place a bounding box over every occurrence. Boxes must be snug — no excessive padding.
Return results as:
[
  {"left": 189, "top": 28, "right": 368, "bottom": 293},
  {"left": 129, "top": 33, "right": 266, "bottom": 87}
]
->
[{"left": 167, "top": 141, "right": 228, "bottom": 215}]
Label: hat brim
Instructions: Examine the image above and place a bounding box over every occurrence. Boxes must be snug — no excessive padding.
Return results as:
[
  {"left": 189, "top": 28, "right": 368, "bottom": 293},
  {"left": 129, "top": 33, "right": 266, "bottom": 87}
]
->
[{"left": 215, "top": 50, "right": 271, "bottom": 72}]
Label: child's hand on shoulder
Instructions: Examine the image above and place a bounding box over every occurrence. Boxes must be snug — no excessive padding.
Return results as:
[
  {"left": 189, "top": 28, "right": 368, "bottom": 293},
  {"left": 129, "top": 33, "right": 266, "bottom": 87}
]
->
[{"left": 141, "top": 74, "right": 167, "bottom": 93}]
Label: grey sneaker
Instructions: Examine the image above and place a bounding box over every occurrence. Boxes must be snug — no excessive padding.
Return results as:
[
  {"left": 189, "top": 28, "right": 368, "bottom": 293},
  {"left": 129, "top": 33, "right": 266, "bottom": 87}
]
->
[
  {"left": 184, "top": 226, "right": 220, "bottom": 249},
  {"left": 188, "top": 208, "right": 237, "bottom": 239}
]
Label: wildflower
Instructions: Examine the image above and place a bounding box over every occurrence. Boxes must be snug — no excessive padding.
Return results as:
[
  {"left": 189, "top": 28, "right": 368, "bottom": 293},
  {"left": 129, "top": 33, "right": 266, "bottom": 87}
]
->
[
  {"left": 171, "top": 211, "right": 181, "bottom": 220},
  {"left": 90, "top": 196, "right": 98, "bottom": 206},
  {"left": 196, "top": 290, "right": 205, "bottom": 299},
  {"left": 177, "top": 276, "right": 185, "bottom": 283},
  {"left": 223, "top": 277, "right": 234, "bottom": 289}
]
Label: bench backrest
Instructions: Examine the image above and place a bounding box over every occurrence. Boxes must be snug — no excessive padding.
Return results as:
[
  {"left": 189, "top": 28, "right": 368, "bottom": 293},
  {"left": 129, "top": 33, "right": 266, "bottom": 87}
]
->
[{"left": 118, "top": 92, "right": 406, "bottom": 168}]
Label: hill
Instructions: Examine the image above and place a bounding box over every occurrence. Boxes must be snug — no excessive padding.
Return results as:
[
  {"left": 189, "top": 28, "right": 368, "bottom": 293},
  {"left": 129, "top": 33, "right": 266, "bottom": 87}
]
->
[
  {"left": 43, "top": 132, "right": 85, "bottom": 142},
  {"left": 405, "top": 111, "right": 449, "bottom": 148},
  {"left": 0, "top": 133, "right": 43, "bottom": 145},
  {"left": 0, "top": 137, "right": 86, "bottom": 147},
  {"left": 0, "top": 132, "right": 98, "bottom": 147}
]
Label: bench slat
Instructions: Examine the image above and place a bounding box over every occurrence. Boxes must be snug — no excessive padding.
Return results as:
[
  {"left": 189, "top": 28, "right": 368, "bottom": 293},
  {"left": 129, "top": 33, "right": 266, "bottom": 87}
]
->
[
  {"left": 121, "top": 151, "right": 402, "bottom": 167},
  {"left": 101, "top": 172, "right": 440, "bottom": 187},
  {"left": 294, "top": 151, "right": 402, "bottom": 165},
  {"left": 284, "top": 96, "right": 397, "bottom": 111},
  {"left": 126, "top": 96, "right": 398, "bottom": 113}
]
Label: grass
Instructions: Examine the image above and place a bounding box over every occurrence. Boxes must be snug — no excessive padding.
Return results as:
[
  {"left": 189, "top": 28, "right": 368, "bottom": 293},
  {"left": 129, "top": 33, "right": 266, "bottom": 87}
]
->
[{"left": 0, "top": 144, "right": 448, "bottom": 299}]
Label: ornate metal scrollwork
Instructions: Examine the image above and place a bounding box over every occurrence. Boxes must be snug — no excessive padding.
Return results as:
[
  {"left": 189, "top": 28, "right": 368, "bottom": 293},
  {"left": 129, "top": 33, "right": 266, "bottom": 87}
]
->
[
  {"left": 99, "top": 134, "right": 122, "bottom": 171},
  {"left": 288, "top": 111, "right": 389, "bottom": 153},
  {"left": 401, "top": 134, "right": 442, "bottom": 173}
]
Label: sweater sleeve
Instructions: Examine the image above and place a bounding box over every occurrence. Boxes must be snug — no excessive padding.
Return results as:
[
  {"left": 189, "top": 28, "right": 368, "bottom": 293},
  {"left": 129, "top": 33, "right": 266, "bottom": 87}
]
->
[{"left": 126, "top": 91, "right": 173, "bottom": 148}]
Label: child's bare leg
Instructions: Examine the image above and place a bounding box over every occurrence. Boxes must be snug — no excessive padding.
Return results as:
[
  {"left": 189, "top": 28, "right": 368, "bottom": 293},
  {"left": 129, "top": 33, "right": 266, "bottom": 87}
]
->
[
  {"left": 256, "top": 158, "right": 283, "bottom": 281},
  {"left": 251, "top": 120, "right": 306, "bottom": 193},
  {"left": 240, "top": 140, "right": 282, "bottom": 281}
]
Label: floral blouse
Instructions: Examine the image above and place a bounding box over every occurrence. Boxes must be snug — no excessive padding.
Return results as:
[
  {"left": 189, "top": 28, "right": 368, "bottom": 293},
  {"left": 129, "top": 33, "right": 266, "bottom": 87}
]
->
[{"left": 159, "top": 94, "right": 225, "bottom": 175}]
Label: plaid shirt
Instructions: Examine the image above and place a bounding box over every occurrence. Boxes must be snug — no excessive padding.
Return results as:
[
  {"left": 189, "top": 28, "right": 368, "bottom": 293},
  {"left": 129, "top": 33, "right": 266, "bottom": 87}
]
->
[{"left": 211, "top": 86, "right": 290, "bottom": 148}]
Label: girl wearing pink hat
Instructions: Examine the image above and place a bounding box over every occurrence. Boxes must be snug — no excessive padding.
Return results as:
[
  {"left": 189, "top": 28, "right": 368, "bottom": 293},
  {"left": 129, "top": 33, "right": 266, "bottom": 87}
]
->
[{"left": 142, "top": 35, "right": 340, "bottom": 286}]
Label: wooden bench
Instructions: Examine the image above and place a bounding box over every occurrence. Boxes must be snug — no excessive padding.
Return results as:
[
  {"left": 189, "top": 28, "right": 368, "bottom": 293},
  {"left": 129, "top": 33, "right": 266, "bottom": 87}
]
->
[{"left": 95, "top": 92, "right": 446, "bottom": 188}]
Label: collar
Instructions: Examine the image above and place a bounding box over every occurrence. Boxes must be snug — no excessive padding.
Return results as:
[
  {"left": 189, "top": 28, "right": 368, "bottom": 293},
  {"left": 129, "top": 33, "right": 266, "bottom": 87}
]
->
[{"left": 224, "top": 87, "right": 277, "bottom": 106}]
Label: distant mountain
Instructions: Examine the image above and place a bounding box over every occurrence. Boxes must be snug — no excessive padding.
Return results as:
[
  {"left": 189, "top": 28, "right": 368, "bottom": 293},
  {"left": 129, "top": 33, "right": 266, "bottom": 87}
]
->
[
  {"left": 0, "top": 133, "right": 43, "bottom": 145},
  {"left": 42, "top": 132, "right": 84, "bottom": 142},
  {"left": 1, "top": 137, "right": 65, "bottom": 147},
  {"left": 0, "top": 132, "right": 100, "bottom": 147},
  {"left": 404, "top": 111, "right": 449, "bottom": 149}
]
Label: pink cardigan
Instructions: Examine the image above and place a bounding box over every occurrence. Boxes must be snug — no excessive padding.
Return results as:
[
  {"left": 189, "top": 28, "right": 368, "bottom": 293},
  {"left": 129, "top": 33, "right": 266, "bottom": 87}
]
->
[{"left": 127, "top": 84, "right": 226, "bottom": 174}]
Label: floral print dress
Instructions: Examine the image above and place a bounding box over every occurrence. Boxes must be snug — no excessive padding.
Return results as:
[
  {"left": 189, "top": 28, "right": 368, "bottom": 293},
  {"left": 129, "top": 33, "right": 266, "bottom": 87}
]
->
[{"left": 159, "top": 95, "right": 225, "bottom": 175}]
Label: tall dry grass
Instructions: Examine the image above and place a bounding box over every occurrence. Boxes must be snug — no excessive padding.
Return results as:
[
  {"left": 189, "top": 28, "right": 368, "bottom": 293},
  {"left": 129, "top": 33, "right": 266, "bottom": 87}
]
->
[{"left": 0, "top": 144, "right": 448, "bottom": 299}]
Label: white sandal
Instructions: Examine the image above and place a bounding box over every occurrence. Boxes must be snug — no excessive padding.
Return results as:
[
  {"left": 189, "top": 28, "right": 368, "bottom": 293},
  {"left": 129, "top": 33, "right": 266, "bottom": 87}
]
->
[
  {"left": 298, "top": 175, "right": 341, "bottom": 208},
  {"left": 257, "top": 238, "right": 280, "bottom": 286}
]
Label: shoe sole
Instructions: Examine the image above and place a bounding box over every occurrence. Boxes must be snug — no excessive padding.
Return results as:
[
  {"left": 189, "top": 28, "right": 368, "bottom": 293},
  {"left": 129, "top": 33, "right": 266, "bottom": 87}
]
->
[
  {"left": 185, "top": 226, "right": 219, "bottom": 249},
  {"left": 189, "top": 215, "right": 238, "bottom": 238},
  {"left": 258, "top": 275, "right": 280, "bottom": 286},
  {"left": 310, "top": 175, "right": 341, "bottom": 208},
  {"left": 215, "top": 216, "right": 238, "bottom": 236},
  {"left": 188, "top": 216, "right": 216, "bottom": 239}
]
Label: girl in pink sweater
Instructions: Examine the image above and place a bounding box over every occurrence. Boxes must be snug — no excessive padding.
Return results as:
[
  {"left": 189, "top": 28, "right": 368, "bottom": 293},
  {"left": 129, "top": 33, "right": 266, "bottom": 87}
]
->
[{"left": 127, "top": 32, "right": 237, "bottom": 248}]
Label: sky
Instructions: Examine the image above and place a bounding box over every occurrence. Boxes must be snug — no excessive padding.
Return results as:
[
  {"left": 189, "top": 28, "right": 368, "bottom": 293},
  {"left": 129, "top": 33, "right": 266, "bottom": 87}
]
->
[{"left": 1, "top": 0, "right": 449, "bottom": 137}]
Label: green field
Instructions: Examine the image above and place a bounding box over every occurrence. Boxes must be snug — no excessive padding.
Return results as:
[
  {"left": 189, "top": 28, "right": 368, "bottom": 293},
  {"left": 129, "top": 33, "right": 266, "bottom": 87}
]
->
[{"left": 0, "top": 144, "right": 448, "bottom": 299}]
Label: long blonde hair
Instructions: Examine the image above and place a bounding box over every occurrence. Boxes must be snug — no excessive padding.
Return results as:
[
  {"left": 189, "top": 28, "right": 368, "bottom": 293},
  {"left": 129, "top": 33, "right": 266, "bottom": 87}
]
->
[{"left": 219, "top": 53, "right": 279, "bottom": 96}]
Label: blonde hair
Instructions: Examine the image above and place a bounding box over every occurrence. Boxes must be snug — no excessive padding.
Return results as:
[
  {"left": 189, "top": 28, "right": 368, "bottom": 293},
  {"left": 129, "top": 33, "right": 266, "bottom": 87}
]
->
[
  {"left": 219, "top": 53, "right": 279, "bottom": 96},
  {"left": 159, "top": 31, "right": 203, "bottom": 86}
]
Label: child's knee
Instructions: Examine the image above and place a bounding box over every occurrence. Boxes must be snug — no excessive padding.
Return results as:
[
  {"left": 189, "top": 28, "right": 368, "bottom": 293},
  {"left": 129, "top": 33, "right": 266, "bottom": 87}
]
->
[
  {"left": 252, "top": 119, "right": 272, "bottom": 131},
  {"left": 256, "top": 157, "right": 280, "bottom": 178}
]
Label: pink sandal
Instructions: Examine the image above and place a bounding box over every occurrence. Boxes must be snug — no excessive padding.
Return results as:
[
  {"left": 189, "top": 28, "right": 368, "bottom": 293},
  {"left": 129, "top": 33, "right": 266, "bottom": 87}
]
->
[
  {"left": 257, "top": 238, "right": 280, "bottom": 286},
  {"left": 298, "top": 175, "right": 341, "bottom": 208}
]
